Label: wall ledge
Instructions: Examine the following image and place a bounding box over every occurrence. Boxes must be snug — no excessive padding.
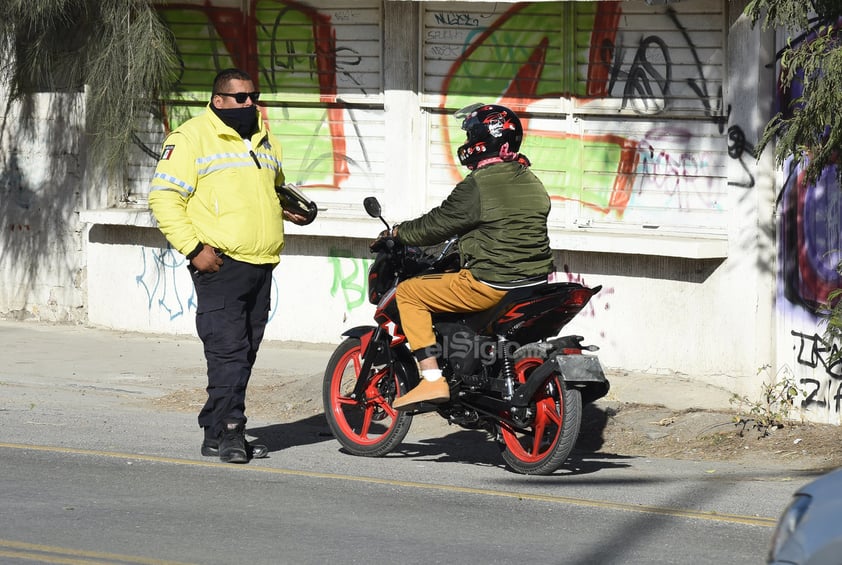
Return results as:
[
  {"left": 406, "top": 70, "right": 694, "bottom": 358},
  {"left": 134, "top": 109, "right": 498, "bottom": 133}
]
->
[
  {"left": 79, "top": 207, "right": 728, "bottom": 260},
  {"left": 80, "top": 208, "right": 158, "bottom": 228},
  {"left": 550, "top": 228, "right": 728, "bottom": 259}
]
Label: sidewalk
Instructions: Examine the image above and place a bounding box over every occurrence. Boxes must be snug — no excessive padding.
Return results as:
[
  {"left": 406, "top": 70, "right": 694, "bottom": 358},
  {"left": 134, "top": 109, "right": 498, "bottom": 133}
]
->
[
  {"left": 5, "top": 318, "right": 839, "bottom": 477},
  {"left": 0, "top": 318, "right": 735, "bottom": 414}
]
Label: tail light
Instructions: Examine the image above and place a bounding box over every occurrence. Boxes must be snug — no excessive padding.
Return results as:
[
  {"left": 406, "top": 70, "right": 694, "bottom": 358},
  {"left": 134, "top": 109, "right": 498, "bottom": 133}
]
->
[{"left": 562, "top": 287, "right": 595, "bottom": 309}]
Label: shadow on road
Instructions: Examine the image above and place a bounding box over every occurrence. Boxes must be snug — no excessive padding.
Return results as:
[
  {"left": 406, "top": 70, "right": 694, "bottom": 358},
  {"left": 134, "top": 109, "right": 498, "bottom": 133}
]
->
[
  {"left": 247, "top": 414, "right": 334, "bottom": 452},
  {"left": 253, "top": 402, "right": 637, "bottom": 476},
  {"left": 245, "top": 403, "right": 639, "bottom": 475}
]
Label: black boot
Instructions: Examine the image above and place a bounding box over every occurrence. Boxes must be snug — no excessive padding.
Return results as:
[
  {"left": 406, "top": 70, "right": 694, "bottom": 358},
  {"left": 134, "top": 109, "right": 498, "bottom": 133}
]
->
[
  {"left": 218, "top": 423, "right": 248, "bottom": 464},
  {"left": 201, "top": 437, "right": 268, "bottom": 459}
]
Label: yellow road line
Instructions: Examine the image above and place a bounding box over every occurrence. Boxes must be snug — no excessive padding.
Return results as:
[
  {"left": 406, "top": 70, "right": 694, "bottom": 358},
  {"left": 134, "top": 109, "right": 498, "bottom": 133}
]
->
[
  {"left": 0, "top": 442, "right": 778, "bottom": 528},
  {"left": 0, "top": 539, "right": 195, "bottom": 564}
]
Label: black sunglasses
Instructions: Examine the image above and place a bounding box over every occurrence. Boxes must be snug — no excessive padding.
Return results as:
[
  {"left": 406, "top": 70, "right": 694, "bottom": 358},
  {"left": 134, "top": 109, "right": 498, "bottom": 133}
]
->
[{"left": 215, "top": 91, "right": 260, "bottom": 104}]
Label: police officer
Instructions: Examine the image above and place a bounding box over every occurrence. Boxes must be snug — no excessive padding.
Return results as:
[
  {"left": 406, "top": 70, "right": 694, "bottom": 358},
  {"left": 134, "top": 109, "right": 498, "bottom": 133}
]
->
[{"left": 149, "top": 68, "right": 313, "bottom": 463}]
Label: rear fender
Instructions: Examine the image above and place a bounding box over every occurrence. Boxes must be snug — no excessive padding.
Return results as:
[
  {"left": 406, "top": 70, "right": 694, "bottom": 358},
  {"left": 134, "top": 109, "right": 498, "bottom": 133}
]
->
[{"left": 511, "top": 354, "right": 609, "bottom": 407}]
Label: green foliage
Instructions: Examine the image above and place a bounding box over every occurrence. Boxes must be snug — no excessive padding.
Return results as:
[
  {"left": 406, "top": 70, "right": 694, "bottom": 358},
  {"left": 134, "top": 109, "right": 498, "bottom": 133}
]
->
[
  {"left": 746, "top": 2, "right": 842, "bottom": 362},
  {"left": 0, "top": 0, "right": 177, "bottom": 178},
  {"left": 729, "top": 365, "right": 799, "bottom": 437},
  {"left": 741, "top": 0, "right": 842, "bottom": 185},
  {"left": 744, "top": 0, "right": 816, "bottom": 31},
  {"left": 819, "top": 281, "right": 842, "bottom": 363}
]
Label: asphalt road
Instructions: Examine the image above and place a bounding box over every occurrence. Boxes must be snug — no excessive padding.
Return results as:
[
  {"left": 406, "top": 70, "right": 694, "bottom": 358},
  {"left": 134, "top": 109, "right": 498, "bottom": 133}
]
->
[
  {"left": 0, "top": 436, "right": 789, "bottom": 565},
  {"left": 0, "top": 321, "right": 814, "bottom": 564}
]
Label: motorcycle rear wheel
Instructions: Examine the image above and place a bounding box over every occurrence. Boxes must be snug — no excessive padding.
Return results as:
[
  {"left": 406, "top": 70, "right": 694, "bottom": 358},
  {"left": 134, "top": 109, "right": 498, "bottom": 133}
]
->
[
  {"left": 322, "top": 337, "right": 413, "bottom": 457},
  {"left": 499, "top": 357, "right": 582, "bottom": 475}
]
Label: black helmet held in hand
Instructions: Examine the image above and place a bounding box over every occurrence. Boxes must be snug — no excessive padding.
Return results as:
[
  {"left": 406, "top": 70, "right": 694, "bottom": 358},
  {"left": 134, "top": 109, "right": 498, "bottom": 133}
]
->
[
  {"left": 276, "top": 183, "right": 318, "bottom": 225},
  {"left": 456, "top": 103, "right": 523, "bottom": 169}
]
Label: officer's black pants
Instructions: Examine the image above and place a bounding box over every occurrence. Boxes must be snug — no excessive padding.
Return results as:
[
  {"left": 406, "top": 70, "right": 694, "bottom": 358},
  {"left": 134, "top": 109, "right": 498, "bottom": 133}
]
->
[{"left": 190, "top": 255, "right": 274, "bottom": 440}]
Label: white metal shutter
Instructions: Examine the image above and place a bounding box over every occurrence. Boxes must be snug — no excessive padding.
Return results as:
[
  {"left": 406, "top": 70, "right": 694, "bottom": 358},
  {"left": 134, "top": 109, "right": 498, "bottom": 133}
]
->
[
  {"left": 421, "top": 0, "right": 728, "bottom": 248},
  {"left": 128, "top": 0, "right": 384, "bottom": 213}
]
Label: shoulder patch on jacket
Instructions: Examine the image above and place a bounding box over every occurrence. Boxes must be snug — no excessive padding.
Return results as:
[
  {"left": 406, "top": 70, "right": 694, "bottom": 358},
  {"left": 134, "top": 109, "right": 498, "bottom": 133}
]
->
[{"left": 160, "top": 145, "right": 175, "bottom": 160}]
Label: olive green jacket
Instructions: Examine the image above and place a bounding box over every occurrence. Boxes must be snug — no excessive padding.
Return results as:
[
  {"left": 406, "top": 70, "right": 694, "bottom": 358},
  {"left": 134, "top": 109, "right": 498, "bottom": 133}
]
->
[{"left": 397, "top": 161, "right": 553, "bottom": 285}]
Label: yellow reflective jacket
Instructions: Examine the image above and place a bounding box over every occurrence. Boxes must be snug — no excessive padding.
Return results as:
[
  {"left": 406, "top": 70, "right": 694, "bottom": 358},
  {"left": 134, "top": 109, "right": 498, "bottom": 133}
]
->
[{"left": 148, "top": 105, "right": 286, "bottom": 265}]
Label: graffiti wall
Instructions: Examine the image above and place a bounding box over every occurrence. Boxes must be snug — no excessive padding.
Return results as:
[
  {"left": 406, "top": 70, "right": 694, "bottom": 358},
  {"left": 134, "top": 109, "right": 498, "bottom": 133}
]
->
[
  {"left": 421, "top": 1, "right": 730, "bottom": 238},
  {"left": 108, "top": 0, "right": 759, "bottom": 362},
  {"left": 15, "top": 0, "right": 782, "bottom": 410},
  {"left": 772, "top": 14, "right": 842, "bottom": 423},
  {"left": 132, "top": 0, "right": 731, "bottom": 241},
  {"left": 778, "top": 158, "right": 842, "bottom": 423},
  {"left": 85, "top": 227, "right": 377, "bottom": 343},
  {"left": 129, "top": 0, "right": 387, "bottom": 209}
]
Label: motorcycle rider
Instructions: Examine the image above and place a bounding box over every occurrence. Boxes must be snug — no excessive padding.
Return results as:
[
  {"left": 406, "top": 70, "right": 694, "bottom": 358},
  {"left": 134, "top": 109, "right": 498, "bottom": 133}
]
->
[{"left": 385, "top": 103, "right": 554, "bottom": 411}]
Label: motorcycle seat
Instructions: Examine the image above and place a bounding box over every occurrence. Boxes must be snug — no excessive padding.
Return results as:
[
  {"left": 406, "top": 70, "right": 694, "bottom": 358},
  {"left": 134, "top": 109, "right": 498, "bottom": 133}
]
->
[{"left": 431, "top": 283, "right": 545, "bottom": 330}]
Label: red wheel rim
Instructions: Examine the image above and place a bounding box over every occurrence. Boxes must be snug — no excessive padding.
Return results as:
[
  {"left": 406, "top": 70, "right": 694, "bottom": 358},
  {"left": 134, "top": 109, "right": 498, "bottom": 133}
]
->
[
  {"left": 328, "top": 344, "right": 400, "bottom": 446},
  {"left": 499, "top": 357, "right": 564, "bottom": 463}
]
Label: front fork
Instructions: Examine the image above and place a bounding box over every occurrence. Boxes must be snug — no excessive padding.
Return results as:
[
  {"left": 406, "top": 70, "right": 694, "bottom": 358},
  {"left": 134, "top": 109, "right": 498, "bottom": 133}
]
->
[
  {"left": 347, "top": 325, "right": 387, "bottom": 401},
  {"left": 347, "top": 325, "right": 419, "bottom": 403}
]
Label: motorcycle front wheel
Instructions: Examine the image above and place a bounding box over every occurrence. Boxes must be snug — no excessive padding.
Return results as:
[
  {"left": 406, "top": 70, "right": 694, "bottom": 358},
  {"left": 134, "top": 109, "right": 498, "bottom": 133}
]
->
[
  {"left": 322, "top": 337, "right": 413, "bottom": 457},
  {"left": 499, "top": 357, "right": 582, "bottom": 475}
]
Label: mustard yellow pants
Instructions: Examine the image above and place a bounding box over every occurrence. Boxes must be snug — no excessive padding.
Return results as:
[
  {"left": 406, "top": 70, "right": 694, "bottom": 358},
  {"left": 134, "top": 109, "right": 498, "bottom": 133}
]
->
[{"left": 395, "top": 269, "right": 507, "bottom": 356}]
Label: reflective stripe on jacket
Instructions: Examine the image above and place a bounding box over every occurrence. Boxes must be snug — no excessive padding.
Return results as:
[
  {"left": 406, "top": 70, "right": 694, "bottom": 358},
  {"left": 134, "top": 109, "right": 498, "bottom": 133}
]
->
[
  {"left": 148, "top": 105, "right": 286, "bottom": 265},
  {"left": 397, "top": 161, "right": 553, "bottom": 284}
]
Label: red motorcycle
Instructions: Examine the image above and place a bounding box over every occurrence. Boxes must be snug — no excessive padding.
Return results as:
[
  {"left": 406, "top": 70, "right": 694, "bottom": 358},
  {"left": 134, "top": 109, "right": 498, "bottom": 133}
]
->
[{"left": 322, "top": 197, "right": 609, "bottom": 474}]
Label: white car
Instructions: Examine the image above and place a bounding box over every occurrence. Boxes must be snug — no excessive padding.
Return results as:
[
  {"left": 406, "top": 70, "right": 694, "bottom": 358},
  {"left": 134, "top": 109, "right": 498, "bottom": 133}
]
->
[{"left": 768, "top": 467, "right": 842, "bottom": 564}]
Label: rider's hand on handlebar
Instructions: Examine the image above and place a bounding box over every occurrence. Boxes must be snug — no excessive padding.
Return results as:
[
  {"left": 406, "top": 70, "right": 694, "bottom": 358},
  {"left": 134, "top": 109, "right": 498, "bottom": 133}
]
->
[
  {"left": 370, "top": 229, "right": 389, "bottom": 251},
  {"left": 370, "top": 228, "right": 398, "bottom": 251}
]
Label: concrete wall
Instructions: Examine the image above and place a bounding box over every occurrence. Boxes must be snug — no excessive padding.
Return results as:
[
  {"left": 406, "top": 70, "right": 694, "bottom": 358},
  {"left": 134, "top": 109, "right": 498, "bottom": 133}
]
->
[
  {"left": 0, "top": 92, "right": 88, "bottom": 323},
  {"left": 6, "top": 0, "right": 840, "bottom": 424}
]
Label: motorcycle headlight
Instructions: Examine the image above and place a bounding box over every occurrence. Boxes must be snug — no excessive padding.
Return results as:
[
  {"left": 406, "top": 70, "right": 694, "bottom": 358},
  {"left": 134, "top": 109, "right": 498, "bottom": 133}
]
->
[{"left": 768, "top": 494, "right": 811, "bottom": 563}]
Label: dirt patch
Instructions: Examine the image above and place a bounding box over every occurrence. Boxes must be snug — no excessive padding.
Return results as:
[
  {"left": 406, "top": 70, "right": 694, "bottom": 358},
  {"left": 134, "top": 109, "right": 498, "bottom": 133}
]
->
[
  {"left": 152, "top": 383, "right": 842, "bottom": 471},
  {"left": 151, "top": 380, "right": 324, "bottom": 422},
  {"left": 579, "top": 402, "right": 842, "bottom": 470}
]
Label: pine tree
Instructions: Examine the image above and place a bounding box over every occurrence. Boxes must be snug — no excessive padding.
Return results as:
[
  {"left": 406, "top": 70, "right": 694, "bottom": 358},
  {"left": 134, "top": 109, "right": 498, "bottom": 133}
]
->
[{"left": 0, "top": 0, "right": 177, "bottom": 177}]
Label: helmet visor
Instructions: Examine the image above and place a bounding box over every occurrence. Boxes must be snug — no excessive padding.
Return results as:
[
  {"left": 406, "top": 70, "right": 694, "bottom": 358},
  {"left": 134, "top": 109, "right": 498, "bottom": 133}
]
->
[{"left": 455, "top": 103, "right": 485, "bottom": 129}]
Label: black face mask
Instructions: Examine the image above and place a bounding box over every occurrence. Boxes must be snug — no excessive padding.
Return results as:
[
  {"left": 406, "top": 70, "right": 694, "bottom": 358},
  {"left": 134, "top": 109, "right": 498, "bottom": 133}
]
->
[{"left": 211, "top": 105, "right": 258, "bottom": 139}]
